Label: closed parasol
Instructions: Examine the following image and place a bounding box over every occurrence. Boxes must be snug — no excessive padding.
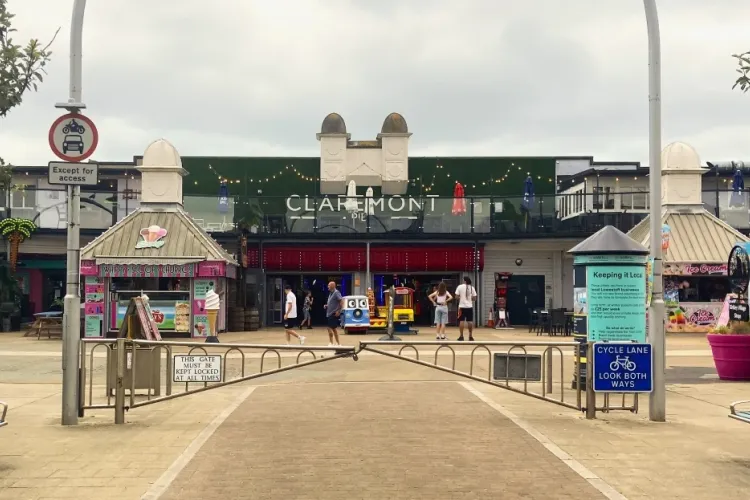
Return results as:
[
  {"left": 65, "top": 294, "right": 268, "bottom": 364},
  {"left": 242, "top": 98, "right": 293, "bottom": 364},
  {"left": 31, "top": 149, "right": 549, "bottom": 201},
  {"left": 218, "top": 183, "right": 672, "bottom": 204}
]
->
[{"left": 452, "top": 182, "right": 467, "bottom": 215}]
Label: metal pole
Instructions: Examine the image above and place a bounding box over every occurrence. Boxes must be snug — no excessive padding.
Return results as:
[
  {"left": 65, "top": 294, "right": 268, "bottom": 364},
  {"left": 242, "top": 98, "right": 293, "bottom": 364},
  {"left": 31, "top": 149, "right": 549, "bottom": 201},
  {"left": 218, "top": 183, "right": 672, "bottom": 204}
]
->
[
  {"left": 585, "top": 342, "right": 596, "bottom": 419},
  {"left": 366, "top": 242, "right": 370, "bottom": 291},
  {"left": 643, "top": 0, "right": 666, "bottom": 422},
  {"left": 114, "top": 338, "right": 126, "bottom": 425},
  {"left": 60, "top": 0, "right": 87, "bottom": 426}
]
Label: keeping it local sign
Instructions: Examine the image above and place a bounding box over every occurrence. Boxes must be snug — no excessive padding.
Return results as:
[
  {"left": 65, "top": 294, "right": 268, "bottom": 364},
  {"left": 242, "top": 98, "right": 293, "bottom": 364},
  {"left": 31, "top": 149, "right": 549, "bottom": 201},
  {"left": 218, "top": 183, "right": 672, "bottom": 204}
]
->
[
  {"left": 586, "top": 265, "right": 647, "bottom": 343},
  {"left": 664, "top": 263, "right": 727, "bottom": 276},
  {"left": 99, "top": 263, "right": 196, "bottom": 278}
]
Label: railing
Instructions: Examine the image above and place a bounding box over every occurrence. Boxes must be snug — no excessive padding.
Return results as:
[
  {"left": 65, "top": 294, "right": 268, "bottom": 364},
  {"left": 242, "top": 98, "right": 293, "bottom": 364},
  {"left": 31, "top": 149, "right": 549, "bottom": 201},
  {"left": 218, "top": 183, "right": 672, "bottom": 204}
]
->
[
  {"left": 79, "top": 338, "right": 358, "bottom": 424},
  {"left": 6, "top": 188, "right": 750, "bottom": 234},
  {"left": 358, "top": 340, "right": 638, "bottom": 414}
]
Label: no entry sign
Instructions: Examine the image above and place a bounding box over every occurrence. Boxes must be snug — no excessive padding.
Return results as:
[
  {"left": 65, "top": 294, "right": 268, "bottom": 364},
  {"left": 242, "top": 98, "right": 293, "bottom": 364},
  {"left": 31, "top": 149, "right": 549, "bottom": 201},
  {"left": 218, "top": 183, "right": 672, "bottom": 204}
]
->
[{"left": 48, "top": 112, "right": 99, "bottom": 162}]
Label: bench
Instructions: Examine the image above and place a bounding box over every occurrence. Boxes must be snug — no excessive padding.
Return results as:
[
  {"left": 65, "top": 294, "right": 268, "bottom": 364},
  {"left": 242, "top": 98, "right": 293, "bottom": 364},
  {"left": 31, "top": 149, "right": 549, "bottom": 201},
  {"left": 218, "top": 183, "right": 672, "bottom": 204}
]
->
[
  {"left": 729, "top": 400, "right": 750, "bottom": 424},
  {"left": 0, "top": 401, "right": 7, "bottom": 428}
]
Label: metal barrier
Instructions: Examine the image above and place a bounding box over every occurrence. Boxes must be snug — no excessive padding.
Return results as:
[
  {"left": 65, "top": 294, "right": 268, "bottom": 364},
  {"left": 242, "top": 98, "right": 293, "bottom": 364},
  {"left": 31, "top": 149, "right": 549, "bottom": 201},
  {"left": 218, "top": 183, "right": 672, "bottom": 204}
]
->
[
  {"left": 78, "top": 338, "right": 638, "bottom": 423},
  {"left": 729, "top": 400, "right": 750, "bottom": 423},
  {"left": 79, "top": 338, "right": 358, "bottom": 424},
  {"left": 0, "top": 401, "right": 7, "bottom": 427},
  {"left": 358, "top": 340, "right": 638, "bottom": 413}
]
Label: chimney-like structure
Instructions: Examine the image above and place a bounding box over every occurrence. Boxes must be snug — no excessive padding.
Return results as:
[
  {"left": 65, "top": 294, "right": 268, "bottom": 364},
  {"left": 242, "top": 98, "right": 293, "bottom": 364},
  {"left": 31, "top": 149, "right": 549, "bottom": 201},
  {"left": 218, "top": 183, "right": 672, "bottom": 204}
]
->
[{"left": 137, "top": 139, "right": 188, "bottom": 208}]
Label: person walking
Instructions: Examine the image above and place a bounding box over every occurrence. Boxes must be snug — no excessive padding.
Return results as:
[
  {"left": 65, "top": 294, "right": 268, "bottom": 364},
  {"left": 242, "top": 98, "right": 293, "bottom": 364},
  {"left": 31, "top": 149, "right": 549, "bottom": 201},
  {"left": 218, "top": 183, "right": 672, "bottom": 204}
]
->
[
  {"left": 455, "top": 277, "right": 477, "bottom": 341},
  {"left": 324, "top": 281, "right": 344, "bottom": 346},
  {"left": 300, "top": 290, "right": 313, "bottom": 329},
  {"left": 429, "top": 282, "right": 453, "bottom": 340},
  {"left": 283, "top": 284, "right": 305, "bottom": 345}
]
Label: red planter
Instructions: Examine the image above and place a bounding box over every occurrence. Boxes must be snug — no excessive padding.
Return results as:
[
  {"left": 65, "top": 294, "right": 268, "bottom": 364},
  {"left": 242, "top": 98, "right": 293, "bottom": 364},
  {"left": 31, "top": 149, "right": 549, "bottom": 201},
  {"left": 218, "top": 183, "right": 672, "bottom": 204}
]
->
[{"left": 707, "top": 334, "right": 750, "bottom": 380}]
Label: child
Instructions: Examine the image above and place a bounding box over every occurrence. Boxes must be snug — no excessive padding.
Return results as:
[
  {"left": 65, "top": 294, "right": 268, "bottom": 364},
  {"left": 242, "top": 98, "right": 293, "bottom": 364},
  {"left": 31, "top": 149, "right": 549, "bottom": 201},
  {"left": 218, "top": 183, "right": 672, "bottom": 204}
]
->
[{"left": 301, "top": 290, "right": 313, "bottom": 329}]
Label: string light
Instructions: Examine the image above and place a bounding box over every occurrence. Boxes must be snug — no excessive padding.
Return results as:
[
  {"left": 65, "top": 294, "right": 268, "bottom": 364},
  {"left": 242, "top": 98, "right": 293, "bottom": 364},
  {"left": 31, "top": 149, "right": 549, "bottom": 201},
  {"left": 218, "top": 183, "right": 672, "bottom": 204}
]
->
[
  {"left": 417, "top": 161, "right": 554, "bottom": 193},
  {"left": 206, "top": 163, "right": 319, "bottom": 185}
]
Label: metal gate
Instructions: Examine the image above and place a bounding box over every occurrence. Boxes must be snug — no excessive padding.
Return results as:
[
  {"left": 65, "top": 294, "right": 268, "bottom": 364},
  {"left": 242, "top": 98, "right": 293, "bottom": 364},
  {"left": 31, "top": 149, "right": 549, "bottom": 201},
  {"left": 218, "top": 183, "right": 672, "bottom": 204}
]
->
[{"left": 78, "top": 337, "right": 637, "bottom": 424}]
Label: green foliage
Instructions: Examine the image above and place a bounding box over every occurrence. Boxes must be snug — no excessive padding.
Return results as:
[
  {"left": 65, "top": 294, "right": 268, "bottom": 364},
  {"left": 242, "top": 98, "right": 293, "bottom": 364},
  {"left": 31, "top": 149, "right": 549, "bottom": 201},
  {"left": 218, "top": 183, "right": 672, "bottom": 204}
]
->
[
  {"left": 0, "top": 217, "right": 36, "bottom": 239},
  {"left": 0, "top": 0, "right": 58, "bottom": 117},
  {"left": 732, "top": 52, "right": 750, "bottom": 93}
]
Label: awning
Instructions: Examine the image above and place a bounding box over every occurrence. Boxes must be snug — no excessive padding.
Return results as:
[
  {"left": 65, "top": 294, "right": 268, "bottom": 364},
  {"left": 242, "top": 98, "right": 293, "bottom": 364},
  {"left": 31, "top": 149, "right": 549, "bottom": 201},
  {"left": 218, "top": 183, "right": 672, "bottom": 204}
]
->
[
  {"left": 80, "top": 207, "right": 238, "bottom": 266},
  {"left": 628, "top": 208, "right": 750, "bottom": 264}
]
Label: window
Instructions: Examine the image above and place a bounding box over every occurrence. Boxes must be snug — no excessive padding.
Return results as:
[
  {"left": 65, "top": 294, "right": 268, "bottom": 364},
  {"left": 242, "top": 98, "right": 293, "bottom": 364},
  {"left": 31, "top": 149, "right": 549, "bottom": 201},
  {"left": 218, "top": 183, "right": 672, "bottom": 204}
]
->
[
  {"left": 11, "top": 189, "right": 36, "bottom": 208},
  {"left": 593, "top": 186, "right": 603, "bottom": 209}
]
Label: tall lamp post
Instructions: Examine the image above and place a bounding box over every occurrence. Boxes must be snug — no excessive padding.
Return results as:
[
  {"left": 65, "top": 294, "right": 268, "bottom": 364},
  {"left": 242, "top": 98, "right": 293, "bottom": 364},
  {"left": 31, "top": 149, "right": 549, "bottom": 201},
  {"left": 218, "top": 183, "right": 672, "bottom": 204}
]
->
[
  {"left": 56, "top": 0, "right": 87, "bottom": 426},
  {"left": 643, "top": 0, "right": 665, "bottom": 422}
]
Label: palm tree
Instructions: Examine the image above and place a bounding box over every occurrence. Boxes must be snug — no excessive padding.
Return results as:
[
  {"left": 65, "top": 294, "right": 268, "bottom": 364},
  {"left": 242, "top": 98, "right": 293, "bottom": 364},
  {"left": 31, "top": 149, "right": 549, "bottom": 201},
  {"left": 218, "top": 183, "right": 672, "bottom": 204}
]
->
[
  {"left": 0, "top": 218, "right": 36, "bottom": 271},
  {"left": 733, "top": 52, "right": 750, "bottom": 93}
]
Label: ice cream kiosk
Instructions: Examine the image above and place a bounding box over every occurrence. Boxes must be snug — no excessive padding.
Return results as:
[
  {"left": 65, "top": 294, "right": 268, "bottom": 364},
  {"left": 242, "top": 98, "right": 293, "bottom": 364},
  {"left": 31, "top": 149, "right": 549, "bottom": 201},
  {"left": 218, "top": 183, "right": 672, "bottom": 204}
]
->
[{"left": 78, "top": 139, "right": 239, "bottom": 339}]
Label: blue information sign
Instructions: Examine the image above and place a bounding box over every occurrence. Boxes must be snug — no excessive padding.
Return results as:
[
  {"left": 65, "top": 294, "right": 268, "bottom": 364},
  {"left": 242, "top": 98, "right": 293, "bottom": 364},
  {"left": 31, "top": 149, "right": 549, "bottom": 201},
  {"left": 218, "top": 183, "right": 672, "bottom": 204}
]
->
[
  {"left": 586, "top": 265, "right": 646, "bottom": 342},
  {"left": 592, "top": 343, "right": 653, "bottom": 393}
]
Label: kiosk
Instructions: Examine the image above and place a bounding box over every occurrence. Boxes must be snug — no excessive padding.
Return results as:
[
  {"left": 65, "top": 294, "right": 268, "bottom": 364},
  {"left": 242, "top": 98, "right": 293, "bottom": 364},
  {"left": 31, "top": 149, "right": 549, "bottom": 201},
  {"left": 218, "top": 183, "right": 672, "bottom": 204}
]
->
[{"left": 79, "top": 140, "right": 238, "bottom": 339}]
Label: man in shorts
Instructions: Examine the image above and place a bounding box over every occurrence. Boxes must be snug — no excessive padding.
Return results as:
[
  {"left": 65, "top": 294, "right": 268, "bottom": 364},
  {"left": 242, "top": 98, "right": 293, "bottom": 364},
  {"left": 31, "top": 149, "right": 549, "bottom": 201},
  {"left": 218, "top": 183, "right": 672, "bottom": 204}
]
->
[
  {"left": 283, "top": 284, "right": 305, "bottom": 345},
  {"left": 324, "top": 281, "right": 344, "bottom": 346},
  {"left": 455, "top": 277, "right": 477, "bottom": 341}
]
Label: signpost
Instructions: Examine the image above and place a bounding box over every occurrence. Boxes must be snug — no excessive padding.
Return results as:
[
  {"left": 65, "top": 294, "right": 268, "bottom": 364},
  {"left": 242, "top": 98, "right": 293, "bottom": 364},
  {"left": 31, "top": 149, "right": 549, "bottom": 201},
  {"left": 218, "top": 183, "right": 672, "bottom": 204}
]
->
[
  {"left": 173, "top": 355, "right": 223, "bottom": 383},
  {"left": 48, "top": 162, "right": 99, "bottom": 186},
  {"left": 593, "top": 343, "right": 653, "bottom": 393},
  {"left": 48, "top": 112, "right": 99, "bottom": 163}
]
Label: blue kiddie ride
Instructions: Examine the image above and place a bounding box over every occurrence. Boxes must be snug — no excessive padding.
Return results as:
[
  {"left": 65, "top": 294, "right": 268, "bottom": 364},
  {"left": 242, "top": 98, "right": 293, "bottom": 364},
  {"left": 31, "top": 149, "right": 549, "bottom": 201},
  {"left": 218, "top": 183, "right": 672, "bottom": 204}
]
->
[{"left": 342, "top": 295, "right": 370, "bottom": 334}]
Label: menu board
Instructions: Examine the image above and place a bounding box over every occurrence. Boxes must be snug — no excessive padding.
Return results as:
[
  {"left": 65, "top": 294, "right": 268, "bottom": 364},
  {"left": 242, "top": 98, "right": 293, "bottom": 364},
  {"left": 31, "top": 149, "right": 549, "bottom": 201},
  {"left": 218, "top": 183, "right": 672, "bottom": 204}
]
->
[
  {"left": 83, "top": 276, "right": 105, "bottom": 338},
  {"left": 192, "top": 279, "right": 214, "bottom": 338},
  {"left": 116, "top": 299, "right": 191, "bottom": 332}
]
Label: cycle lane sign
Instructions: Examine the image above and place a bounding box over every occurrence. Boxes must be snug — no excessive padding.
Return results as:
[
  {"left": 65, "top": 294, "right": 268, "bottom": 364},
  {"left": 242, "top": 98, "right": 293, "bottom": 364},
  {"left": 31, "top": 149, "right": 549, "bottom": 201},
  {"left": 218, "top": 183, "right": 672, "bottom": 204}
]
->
[{"left": 592, "top": 342, "right": 653, "bottom": 393}]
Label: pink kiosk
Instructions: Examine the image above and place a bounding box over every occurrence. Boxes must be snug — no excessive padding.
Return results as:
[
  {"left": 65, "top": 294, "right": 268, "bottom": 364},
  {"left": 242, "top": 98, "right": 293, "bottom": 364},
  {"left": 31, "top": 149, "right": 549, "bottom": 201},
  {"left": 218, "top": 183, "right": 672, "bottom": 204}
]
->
[{"left": 78, "top": 139, "right": 238, "bottom": 339}]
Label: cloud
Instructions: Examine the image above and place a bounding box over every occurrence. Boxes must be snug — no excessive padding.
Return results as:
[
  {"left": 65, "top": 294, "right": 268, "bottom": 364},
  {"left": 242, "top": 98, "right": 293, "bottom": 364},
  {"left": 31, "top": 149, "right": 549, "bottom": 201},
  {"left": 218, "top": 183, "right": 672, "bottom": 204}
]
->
[{"left": 2, "top": 0, "right": 750, "bottom": 166}]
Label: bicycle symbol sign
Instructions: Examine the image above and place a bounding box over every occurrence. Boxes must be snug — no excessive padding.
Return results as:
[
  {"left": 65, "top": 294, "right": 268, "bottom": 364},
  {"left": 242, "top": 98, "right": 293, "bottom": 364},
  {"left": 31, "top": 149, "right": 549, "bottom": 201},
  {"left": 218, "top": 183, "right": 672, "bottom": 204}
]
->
[{"left": 593, "top": 342, "right": 653, "bottom": 393}]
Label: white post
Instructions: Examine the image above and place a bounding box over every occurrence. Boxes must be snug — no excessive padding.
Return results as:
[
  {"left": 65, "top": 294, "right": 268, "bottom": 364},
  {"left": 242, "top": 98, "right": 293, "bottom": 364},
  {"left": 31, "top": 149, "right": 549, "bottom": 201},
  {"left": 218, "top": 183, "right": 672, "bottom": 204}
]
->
[
  {"left": 60, "top": 0, "right": 87, "bottom": 426},
  {"left": 643, "top": 0, "right": 666, "bottom": 422}
]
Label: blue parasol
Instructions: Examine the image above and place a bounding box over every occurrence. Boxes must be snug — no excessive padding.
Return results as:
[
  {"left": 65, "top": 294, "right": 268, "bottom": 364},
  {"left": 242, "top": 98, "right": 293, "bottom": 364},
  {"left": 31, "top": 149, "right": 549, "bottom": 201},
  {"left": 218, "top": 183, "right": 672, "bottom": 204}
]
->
[
  {"left": 730, "top": 169, "right": 745, "bottom": 208},
  {"left": 521, "top": 176, "right": 535, "bottom": 229},
  {"left": 218, "top": 180, "right": 229, "bottom": 213}
]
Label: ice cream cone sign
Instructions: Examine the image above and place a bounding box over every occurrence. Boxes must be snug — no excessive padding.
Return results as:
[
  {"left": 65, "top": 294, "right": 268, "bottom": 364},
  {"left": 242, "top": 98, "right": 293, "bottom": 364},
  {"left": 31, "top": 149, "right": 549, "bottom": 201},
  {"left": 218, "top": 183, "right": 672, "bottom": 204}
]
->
[
  {"left": 204, "top": 288, "right": 221, "bottom": 338},
  {"left": 135, "top": 225, "right": 168, "bottom": 249}
]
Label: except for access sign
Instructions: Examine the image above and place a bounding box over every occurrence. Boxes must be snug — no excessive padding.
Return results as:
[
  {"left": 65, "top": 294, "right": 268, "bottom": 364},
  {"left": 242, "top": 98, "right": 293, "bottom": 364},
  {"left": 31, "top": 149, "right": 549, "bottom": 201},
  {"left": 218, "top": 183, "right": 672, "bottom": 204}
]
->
[
  {"left": 173, "top": 355, "right": 222, "bottom": 383},
  {"left": 592, "top": 343, "right": 653, "bottom": 393},
  {"left": 48, "top": 162, "right": 99, "bottom": 186},
  {"left": 48, "top": 112, "right": 99, "bottom": 162},
  {"left": 586, "top": 265, "right": 647, "bottom": 342}
]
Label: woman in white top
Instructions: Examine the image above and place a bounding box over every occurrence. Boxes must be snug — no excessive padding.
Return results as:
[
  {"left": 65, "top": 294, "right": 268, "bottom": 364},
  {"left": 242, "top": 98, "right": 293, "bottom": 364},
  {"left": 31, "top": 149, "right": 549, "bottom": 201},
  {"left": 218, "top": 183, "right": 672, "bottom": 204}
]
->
[{"left": 429, "top": 282, "right": 453, "bottom": 340}]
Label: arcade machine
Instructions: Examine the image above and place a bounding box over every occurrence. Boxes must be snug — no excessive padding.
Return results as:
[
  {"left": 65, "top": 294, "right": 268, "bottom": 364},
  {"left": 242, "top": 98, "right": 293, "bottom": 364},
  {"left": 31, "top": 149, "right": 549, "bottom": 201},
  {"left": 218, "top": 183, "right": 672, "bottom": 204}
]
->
[
  {"left": 494, "top": 272, "right": 511, "bottom": 329},
  {"left": 367, "top": 286, "right": 417, "bottom": 334}
]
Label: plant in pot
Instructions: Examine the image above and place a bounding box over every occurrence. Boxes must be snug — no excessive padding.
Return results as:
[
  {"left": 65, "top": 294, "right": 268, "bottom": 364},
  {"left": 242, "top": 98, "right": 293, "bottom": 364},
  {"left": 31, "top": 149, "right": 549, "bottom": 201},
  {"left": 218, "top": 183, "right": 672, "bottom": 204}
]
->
[{"left": 707, "top": 322, "right": 750, "bottom": 380}]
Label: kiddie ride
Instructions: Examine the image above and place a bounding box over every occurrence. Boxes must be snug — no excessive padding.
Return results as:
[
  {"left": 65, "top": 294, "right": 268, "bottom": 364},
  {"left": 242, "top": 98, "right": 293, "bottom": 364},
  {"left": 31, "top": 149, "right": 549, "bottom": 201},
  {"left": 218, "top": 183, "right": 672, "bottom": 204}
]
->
[{"left": 343, "top": 287, "right": 417, "bottom": 335}]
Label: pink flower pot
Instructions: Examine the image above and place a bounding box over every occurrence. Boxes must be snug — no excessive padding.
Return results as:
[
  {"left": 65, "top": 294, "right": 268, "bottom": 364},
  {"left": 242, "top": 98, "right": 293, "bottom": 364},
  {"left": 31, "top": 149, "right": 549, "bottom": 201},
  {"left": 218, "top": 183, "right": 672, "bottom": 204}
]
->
[{"left": 707, "top": 334, "right": 750, "bottom": 380}]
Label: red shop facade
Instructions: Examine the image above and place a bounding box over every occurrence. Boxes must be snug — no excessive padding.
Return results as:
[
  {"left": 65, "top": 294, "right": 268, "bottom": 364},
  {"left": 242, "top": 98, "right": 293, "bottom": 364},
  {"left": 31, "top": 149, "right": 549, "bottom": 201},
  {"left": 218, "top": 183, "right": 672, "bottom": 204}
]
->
[{"left": 247, "top": 244, "right": 484, "bottom": 273}]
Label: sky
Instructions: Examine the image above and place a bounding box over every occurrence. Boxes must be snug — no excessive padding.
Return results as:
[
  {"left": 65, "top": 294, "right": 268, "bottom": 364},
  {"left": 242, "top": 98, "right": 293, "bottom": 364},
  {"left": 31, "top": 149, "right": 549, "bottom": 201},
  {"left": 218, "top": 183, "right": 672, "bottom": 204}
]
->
[{"left": 1, "top": 0, "right": 749, "bottom": 166}]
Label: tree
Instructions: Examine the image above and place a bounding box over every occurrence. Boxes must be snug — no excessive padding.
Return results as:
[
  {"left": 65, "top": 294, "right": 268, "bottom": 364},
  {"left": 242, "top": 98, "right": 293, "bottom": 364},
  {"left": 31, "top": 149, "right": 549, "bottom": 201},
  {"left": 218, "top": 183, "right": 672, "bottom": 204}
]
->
[
  {"left": 0, "top": 217, "right": 36, "bottom": 271},
  {"left": 732, "top": 52, "right": 750, "bottom": 93},
  {"left": 0, "top": 0, "right": 57, "bottom": 117}
]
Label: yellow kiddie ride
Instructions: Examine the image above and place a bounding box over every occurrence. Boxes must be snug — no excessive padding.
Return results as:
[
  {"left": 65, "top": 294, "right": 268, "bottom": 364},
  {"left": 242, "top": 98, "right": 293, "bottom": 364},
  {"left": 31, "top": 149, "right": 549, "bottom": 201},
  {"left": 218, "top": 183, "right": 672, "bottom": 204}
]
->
[{"left": 366, "top": 287, "right": 417, "bottom": 334}]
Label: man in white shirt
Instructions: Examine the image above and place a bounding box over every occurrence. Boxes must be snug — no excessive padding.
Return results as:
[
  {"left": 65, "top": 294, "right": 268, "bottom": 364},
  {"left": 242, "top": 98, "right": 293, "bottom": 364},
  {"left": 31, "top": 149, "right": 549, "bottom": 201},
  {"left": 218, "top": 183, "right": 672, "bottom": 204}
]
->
[
  {"left": 455, "top": 277, "right": 477, "bottom": 341},
  {"left": 283, "top": 284, "right": 305, "bottom": 345}
]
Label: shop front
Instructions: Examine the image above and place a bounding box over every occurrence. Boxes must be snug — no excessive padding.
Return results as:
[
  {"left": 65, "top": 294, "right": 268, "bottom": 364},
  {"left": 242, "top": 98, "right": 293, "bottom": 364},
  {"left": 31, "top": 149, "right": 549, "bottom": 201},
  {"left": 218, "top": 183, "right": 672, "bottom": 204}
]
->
[
  {"left": 79, "top": 139, "right": 239, "bottom": 339},
  {"left": 253, "top": 244, "right": 483, "bottom": 326},
  {"left": 662, "top": 262, "right": 730, "bottom": 333}
]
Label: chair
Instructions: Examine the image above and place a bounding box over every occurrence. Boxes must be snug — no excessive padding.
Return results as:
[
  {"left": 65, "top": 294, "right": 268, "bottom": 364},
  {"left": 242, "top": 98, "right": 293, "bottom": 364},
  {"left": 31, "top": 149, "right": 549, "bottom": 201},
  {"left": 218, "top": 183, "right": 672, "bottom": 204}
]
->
[
  {"left": 548, "top": 309, "right": 567, "bottom": 336},
  {"left": 529, "top": 309, "right": 540, "bottom": 333},
  {"left": 0, "top": 401, "right": 8, "bottom": 428}
]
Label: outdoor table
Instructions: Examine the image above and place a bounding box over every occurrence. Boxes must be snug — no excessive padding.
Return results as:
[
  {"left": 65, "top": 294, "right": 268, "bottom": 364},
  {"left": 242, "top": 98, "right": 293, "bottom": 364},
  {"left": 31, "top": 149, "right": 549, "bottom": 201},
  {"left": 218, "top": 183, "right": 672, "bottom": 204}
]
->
[{"left": 24, "top": 312, "right": 63, "bottom": 340}]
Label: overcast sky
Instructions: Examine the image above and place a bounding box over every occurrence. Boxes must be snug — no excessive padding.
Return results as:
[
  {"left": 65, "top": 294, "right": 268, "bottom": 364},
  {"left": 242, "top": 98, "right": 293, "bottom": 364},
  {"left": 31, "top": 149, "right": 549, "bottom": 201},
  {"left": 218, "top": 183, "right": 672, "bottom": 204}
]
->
[{"left": 1, "top": 0, "right": 749, "bottom": 166}]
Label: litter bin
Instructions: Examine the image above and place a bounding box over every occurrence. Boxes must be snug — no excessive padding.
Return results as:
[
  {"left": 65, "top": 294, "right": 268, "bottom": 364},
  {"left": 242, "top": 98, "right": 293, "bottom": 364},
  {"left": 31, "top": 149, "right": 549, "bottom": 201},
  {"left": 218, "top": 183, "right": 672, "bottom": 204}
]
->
[{"left": 107, "top": 344, "right": 162, "bottom": 397}]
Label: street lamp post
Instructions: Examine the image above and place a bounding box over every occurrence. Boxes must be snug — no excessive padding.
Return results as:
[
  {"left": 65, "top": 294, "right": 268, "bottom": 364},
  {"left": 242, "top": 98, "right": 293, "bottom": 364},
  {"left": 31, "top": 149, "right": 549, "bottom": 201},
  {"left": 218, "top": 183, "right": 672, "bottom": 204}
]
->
[
  {"left": 56, "top": 0, "right": 87, "bottom": 426},
  {"left": 643, "top": 0, "right": 666, "bottom": 422}
]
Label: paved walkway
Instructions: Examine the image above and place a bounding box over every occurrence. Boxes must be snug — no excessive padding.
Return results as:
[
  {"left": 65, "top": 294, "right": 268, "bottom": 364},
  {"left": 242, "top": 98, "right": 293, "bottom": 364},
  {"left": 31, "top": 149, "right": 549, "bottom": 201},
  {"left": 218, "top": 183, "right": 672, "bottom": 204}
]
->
[
  {"left": 2, "top": 329, "right": 750, "bottom": 499},
  {"left": 157, "top": 382, "right": 606, "bottom": 500}
]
